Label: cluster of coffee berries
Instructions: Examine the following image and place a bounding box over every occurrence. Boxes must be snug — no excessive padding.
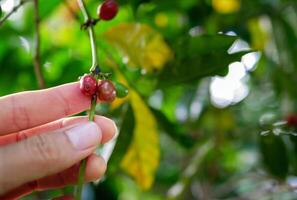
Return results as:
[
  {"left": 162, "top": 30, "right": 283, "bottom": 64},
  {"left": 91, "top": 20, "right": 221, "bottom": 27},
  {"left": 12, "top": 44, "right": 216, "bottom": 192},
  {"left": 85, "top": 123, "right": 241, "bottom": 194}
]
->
[
  {"left": 79, "top": 0, "right": 123, "bottom": 101},
  {"left": 80, "top": 74, "right": 127, "bottom": 102},
  {"left": 97, "top": 0, "right": 118, "bottom": 21}
]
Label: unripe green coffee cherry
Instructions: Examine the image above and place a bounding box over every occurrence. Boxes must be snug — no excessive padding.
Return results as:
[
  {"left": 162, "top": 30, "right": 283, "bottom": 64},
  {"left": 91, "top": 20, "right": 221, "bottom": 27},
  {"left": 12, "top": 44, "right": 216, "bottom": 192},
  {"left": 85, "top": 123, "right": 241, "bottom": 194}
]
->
[{"left": 115, "top": 82, "right": 128, "bottom": 98}]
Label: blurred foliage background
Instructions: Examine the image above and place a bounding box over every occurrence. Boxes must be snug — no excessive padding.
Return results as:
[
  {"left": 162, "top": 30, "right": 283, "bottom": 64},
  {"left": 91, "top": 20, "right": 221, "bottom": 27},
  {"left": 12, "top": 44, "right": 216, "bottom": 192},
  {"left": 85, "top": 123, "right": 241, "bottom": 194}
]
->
[{"left": 1, "top": 0, "right": 297, "bottom": 199}]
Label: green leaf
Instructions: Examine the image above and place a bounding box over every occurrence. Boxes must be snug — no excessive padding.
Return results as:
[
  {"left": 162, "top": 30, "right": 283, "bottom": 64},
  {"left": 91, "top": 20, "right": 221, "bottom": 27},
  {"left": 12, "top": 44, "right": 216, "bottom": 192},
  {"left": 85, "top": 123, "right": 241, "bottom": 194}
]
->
[
  {"left": 108, "top": 104, "right": 135, "bottom": 175},
  {"left": 150, "top": 107, "right": 196, "bottom": 148},
  {"left": 259, "top": 135, "right": 289, "bottom": 179},
  {"left": 186, "top": 34, "right": 238, "bottom": 54},
  {"left": 158, "top": 35, "right": 248, "bottom": 87}
]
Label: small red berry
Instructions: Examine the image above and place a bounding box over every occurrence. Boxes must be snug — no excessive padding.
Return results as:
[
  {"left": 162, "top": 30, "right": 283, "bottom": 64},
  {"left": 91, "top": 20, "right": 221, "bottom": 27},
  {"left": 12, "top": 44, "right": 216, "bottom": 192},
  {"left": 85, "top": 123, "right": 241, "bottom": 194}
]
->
[
  {"left": 80, "top": 74, "right": 97, "bottom": 96},
  {"left": 286, "top": 114, "right": 297, "bottom": 127},
  {"left": 97, "top": 80, "right": 116, "bottom": 102},
  {"left": 97, "top": 0, "right": 118, "bottom": 21}
]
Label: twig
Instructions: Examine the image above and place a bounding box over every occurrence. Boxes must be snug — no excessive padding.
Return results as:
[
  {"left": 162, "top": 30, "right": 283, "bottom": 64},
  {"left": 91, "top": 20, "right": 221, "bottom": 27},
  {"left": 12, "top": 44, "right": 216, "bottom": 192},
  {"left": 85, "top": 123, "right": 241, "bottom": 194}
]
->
[
  {"left": 0, "top": 0, "right": 45, "bottom": 88},
  {"left": 75, "top": 92, "right": 98, "bottom": 200},
  {"left": 33, "top": 0, "right": 45, "bottom": 89},
  {"left": 75, "top": 0, "right": 100, "bottom": 199},
  {"left": 0, "top": 0, "right": 31, "bottom": 26},
  {"left": 77, "top": 0, "right": 100, "bottom": 72}
]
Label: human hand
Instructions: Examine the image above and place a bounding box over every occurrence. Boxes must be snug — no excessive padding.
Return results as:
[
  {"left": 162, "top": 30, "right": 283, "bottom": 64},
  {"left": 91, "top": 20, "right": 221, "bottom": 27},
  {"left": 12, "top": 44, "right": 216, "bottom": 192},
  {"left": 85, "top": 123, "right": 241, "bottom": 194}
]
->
[{"left": 0, "top": 82, "right": 117, "bottom": 199}]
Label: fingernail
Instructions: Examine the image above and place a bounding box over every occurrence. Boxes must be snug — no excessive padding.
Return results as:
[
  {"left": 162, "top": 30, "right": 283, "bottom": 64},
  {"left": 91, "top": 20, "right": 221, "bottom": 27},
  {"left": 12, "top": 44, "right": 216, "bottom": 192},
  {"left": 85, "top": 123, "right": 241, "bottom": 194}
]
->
[
  {"left": 112, "top": 121, "right": 119, "bottom": 139},
  {"left": 65, "top": 122, "right": 101, "bottom": 150}
]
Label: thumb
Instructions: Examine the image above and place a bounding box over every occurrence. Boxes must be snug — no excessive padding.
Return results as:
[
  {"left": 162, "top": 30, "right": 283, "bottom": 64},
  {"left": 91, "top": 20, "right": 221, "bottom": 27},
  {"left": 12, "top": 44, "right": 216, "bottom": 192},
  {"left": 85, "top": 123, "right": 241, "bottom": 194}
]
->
[{"left": 0, "top": 122, "right": 102, "bottom": 195}]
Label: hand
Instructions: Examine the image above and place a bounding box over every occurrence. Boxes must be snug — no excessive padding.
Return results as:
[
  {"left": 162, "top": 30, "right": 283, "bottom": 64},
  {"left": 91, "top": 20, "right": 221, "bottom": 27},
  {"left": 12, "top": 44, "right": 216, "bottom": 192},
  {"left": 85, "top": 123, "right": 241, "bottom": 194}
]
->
[{"left": 0, "top": 82, "right": 117, "bottom": 199}]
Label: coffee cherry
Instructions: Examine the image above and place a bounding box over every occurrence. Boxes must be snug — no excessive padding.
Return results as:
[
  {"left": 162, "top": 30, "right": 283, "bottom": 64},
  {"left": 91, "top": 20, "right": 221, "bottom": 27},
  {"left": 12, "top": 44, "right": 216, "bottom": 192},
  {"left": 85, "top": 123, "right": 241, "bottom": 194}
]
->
[
  {"left": 80, "top": 74, "right": 97, "bottom": 96},
  {"left": 115, "top": 82, "right": 128, "bottom": 98},
  {"left": 97, "top": 80, "right": 116, "bottom": 102},
  {"left": 286, "top": 114, "right": 297, "bottom": 127},
  {"left": 97, "top": 0, "right": 118, "bottom": 21}
]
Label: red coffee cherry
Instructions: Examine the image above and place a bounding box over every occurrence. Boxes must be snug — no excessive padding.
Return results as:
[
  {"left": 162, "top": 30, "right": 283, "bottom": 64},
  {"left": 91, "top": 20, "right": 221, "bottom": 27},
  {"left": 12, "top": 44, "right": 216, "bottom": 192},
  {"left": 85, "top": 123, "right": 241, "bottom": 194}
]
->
[
  {"left": 286, "top": 114, "right": 297, "bottom": 127},
  {"left": 80, "top": 74, "right": 97, "bottom": 96},
  {"left": 97, "top": 80, "right": 116, "bottom": 102},
  {"left": 97, "top": 0, "right": 119, "bottom": 21}
]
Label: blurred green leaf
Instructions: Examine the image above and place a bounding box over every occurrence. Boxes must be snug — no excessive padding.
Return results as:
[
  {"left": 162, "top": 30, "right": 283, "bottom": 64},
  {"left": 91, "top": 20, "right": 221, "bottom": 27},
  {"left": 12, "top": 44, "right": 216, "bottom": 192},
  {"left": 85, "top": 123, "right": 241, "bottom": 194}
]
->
[
  {"left": 108, "top": 104, "right": 135, "bottom": 175},
  {"left": 259, "top": 135, "right": 289, "bottom": 179},
  {"left": 150, "top": 107, "right": 196, "bottom": 148},
  {"left": 290, "top": 135, "right": 297, "bottom": 175},
  {"left": 158, "top": 35, "right": 248, "bottom": 86}
]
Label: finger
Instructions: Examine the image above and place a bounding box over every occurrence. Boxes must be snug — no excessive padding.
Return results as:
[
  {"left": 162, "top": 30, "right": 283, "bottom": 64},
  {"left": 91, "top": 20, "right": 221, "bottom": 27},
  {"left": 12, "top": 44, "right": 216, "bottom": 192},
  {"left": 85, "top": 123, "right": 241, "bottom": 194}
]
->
[
  {"left": 0, "top": 122, "right": 102, "bottom": 195},
  {"left": 1, "top": 154, "right": 106, "bottom": 200},
  {"left": 37, "top": 154, "right": 106, "bottom": 189},
  {"left": 0, "top": 115, "right": 117, "bottom": 146},
  {"left": 0, "top": 82, "right": 94, "bottom": 135}
]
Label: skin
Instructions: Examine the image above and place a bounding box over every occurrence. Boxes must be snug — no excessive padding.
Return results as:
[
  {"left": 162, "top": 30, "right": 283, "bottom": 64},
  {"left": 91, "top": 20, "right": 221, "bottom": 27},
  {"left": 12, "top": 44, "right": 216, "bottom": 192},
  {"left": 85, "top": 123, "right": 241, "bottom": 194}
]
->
[{"left": 0, "top": 82, "right": 117, "bottom": 200}]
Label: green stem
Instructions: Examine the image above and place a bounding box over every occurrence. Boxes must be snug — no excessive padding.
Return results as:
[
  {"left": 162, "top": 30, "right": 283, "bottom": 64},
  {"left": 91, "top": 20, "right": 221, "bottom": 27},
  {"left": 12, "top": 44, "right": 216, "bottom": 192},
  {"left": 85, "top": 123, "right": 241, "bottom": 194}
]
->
[
  {"left": 75, "top": 160, "right": 86, "bottom": 200},
  {"left": 88, "top": 94, "right": 98, "bottom": 121},
  {"left": 77, "top": 0, "right": 99, "bottom": 73},
  {"left": 75, "top": 94, "right": 97, "bottom": 200},
  {"left": 75, "top": 0, "right": 100, "bottom": 199},
  {"left": 33, "top": 0, "right": 46, "bottom": 89},
  {"left": 89, "top": 26, "right": 99, "bottom": 72}
]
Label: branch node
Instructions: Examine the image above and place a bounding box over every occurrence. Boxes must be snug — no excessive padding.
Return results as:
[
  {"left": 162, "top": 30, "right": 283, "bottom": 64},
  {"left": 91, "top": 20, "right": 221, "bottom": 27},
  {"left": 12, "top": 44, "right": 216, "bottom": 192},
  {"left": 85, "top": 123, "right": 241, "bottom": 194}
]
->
[{"left": 81, "top": 18, "right": 99, "bottom": 30}]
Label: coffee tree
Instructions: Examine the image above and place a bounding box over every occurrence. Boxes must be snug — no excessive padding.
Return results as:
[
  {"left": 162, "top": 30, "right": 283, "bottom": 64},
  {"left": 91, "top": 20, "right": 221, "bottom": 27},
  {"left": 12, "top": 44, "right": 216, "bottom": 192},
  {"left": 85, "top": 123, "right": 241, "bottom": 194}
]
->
[{"left": 0, "top": 0, "right": 297, "bottom": 199}]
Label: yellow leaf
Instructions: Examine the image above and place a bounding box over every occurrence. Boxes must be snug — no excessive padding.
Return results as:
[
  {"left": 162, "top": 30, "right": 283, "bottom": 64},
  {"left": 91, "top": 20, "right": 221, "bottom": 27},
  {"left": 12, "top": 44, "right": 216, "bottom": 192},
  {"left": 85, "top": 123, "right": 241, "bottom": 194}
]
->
[
  {"left": 212, "top": 0, "right": 240, "bottom": 14},
  {"left": 104, "top": 23, "right": 173, "bottom": 72},
  {"left": 110, "top": 95, "right": 128, "bottom": 109},
  {"left": 248, "top": 18, "right": 270, "bottom": 50},
  {"left": 121, "top": 90, "right": 160, "bottom": 190}
]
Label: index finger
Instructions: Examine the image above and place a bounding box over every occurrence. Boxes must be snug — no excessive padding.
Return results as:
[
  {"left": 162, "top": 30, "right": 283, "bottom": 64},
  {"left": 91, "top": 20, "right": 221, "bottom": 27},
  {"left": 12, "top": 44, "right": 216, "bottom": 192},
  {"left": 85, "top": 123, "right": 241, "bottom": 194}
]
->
[{"left": 0, "top": 82, "right": 92, "bottom": 135}]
